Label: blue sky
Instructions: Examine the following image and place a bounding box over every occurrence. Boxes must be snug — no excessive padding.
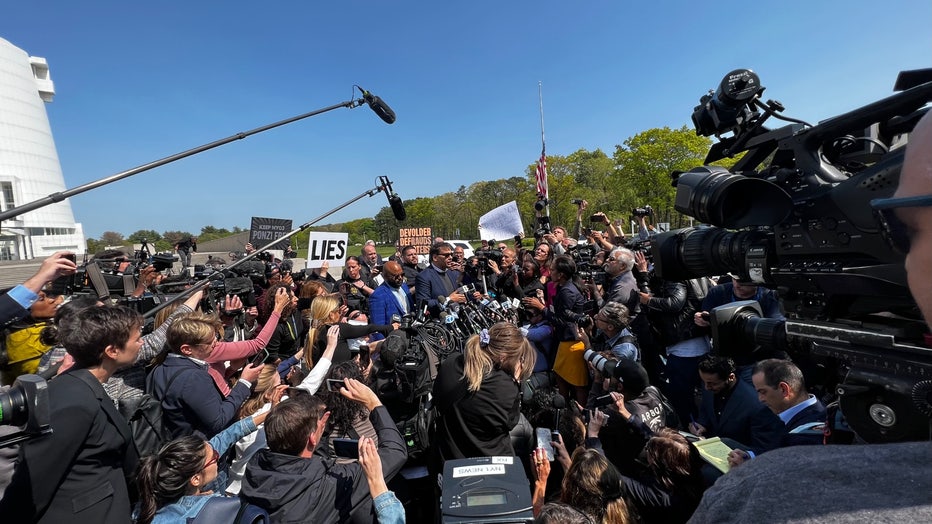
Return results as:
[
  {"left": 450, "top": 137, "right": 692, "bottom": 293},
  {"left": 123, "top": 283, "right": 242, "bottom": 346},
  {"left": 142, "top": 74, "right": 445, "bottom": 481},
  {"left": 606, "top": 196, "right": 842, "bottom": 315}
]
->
[{"left": 3, "top": 1, "right": 930, "bottom": 239}]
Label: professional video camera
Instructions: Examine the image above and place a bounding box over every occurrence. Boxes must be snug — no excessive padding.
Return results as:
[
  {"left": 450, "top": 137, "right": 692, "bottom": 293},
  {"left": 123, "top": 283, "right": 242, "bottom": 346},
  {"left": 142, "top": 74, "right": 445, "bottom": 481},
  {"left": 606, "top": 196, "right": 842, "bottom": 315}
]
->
[
  {"left": 632, "top": 205, "right": 653, "bottom": 218},
  {"left": 652, "top": 68, "right": 932, "bottom": 442},
  {"left": 0, "top": 375, "right": 51, "bottom": 448},
  {"left": 567, "top": 243, "right": 607, "bottom": 286}
]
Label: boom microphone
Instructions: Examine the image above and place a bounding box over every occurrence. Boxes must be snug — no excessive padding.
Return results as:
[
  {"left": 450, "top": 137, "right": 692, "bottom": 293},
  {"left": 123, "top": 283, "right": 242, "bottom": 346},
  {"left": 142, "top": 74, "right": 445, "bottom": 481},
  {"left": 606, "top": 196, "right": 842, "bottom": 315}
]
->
[
  {"left": 356, "top": 86, "right": 396, "bottom": 124},
  {"left": 378, "top": 175, "right": 407, "bottom": 221}
]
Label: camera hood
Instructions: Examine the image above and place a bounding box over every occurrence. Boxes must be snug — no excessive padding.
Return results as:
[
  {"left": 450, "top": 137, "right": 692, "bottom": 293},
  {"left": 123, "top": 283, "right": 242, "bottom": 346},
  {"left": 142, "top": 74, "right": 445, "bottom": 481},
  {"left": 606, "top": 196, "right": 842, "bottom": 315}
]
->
[{"left": 674, "top": 166, "right": 793, "bottom": 228}]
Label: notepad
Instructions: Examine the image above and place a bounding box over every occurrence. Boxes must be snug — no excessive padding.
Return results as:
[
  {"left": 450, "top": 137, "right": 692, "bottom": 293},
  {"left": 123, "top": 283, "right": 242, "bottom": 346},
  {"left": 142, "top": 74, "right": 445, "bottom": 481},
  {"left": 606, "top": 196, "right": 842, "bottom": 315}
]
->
[{"left": 692, "top": 436, "right": 733, "bottom": 474}]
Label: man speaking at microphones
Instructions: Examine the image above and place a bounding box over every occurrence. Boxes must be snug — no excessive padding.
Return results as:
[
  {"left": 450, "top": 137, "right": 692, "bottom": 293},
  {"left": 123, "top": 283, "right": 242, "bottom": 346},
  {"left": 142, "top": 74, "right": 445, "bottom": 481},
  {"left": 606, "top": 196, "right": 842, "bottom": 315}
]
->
[{"left": 415, "top": 241, "right": 470, "bottom": 318}]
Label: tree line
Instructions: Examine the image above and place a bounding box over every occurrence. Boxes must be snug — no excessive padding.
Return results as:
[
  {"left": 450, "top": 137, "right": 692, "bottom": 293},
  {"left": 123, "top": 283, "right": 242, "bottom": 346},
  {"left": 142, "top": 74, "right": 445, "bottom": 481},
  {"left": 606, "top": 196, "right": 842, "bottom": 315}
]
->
[{"left": 86, "top": 125, "right": 738, "bottom": 252}]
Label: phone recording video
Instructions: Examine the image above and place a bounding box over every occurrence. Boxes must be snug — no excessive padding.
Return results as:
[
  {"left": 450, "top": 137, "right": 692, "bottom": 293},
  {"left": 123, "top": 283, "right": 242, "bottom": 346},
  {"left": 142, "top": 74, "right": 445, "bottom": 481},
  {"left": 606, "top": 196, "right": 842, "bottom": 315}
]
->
[{"left": 326, "top": 378, "right": 346, "bottom": 392}]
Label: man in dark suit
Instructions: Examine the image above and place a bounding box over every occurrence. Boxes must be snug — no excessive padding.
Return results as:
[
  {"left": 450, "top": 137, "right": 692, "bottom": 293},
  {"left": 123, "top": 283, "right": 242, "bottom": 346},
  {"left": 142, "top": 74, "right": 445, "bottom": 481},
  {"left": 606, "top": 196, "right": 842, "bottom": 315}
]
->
[
  {"left": 690, "top": 355, "right": 785, "bottom": 455},
  {"left": 0, "top": 306, "right": 142, "bottom": 523},
  {"left": 415, "top": 241, "right": 469, "bottom": 317},
  {"left": 369, "top": 261, "right": 412, "bottom": 328},
  {"left": 725, "top": 358, "right": 827, "bottom": 468},
  {"left": 751, "top": 359, "right": 826, "bottom": 445}
]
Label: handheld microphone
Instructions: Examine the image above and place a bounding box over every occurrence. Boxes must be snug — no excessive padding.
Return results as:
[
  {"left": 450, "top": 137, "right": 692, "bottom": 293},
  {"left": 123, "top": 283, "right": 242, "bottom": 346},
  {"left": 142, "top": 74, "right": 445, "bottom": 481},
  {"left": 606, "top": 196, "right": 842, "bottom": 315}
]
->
[
  {"left": 356, "top": 86, "right": 396, "bottom": 124},
  {"left": 553, "top": 394, "right": 566, "bottom": 434}
]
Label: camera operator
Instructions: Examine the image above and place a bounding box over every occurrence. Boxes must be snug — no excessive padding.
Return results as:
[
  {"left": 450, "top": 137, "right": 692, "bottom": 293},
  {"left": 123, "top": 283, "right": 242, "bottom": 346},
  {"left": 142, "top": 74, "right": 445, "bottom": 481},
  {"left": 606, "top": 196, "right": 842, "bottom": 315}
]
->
[
  {"left": 584, "top": 355, "right": 678, "bottom": 476},
  {"left": 693, "top": 276, "right": 784, "bottom": 385},
  {"left": 599, "top": 247, "right": 655, "bottom": 366},
  {"left": 640, "top": 276, "right": 712, "bottom": 426},
  {"left": 587, "top": 210, "right": 624, "bottom": 250},
  {"left": 578, "top": 301, "right": 639, "bottom": 363},
  {"left": 173, "top": 235, "right": 197, "bottom": 275}
]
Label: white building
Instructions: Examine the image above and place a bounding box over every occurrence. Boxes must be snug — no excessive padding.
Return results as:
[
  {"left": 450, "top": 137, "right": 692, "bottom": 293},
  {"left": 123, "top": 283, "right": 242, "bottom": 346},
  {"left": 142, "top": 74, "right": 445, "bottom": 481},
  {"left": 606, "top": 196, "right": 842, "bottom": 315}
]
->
[{"left": 0, "top": 37, "right": 85, "bottom": 260}]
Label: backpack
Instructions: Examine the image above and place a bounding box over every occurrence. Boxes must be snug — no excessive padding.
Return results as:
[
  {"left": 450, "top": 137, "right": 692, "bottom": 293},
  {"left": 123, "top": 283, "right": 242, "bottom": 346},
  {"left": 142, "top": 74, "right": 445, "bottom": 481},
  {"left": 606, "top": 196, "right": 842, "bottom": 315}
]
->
[
  {"left": 189, "top": 496, "right": 269, "bottom": 524},
  {"left": 129, "top": 368, "right": 191, "bottom": 457},
  {"left": 397, "top": 395, "right": 437, "bottom": 462}
]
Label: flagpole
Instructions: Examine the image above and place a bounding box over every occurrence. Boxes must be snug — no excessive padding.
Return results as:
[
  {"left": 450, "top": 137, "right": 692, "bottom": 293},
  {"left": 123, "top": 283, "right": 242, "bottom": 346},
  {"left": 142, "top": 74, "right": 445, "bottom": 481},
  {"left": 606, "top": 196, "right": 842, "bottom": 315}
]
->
[
  {"left": 534, "top": 82, "right": 551, "bottom": 236},
  {"left": 538, "top": 82, "right": 548, "bottom": 208}
]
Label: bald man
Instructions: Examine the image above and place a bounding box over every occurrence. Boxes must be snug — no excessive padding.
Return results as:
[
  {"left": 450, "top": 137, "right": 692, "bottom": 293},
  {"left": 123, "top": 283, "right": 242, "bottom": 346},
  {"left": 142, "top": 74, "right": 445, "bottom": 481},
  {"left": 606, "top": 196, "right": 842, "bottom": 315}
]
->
[{"left": 368, "top": 261, "right": 413, "bottom": 339}]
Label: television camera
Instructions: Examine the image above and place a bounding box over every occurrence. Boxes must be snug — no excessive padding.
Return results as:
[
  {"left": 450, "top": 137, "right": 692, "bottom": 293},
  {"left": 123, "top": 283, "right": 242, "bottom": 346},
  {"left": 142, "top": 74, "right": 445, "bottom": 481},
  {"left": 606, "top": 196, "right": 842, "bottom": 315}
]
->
[{"left": 652, "top": 68, "right": 932, "bottom": 442}]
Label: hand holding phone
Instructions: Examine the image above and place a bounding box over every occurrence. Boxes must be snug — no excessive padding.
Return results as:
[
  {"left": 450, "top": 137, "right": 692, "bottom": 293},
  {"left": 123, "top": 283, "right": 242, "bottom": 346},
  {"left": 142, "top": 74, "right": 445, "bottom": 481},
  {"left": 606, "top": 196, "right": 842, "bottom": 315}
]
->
[
  {"left": 333, "top": 438, "right": 360, "bottom": 459},
  {"left": 535, "top": 428, "right": 555, "bottom": 461},
  {"left": 326, "top": 378, "right": 346, "bottom": 392},
  {"left": 249, "top": 348, "right": 269, "bottom": 367}
]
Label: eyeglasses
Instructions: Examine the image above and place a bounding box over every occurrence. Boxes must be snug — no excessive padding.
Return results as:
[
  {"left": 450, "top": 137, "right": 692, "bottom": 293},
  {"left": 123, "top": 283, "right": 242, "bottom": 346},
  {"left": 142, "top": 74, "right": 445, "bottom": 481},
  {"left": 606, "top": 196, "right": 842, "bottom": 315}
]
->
[
  {"left": 606, "top": 257, "right": 617, "bottom": 262},
  {"left": 437, "top": 252, "right": 453, "bottom": 258},
  {"left": 871, "top": 194, "right": 932, "bottom": 254},
  {"left": 203, "top": 446, "right": 219, "bottom": 470}
]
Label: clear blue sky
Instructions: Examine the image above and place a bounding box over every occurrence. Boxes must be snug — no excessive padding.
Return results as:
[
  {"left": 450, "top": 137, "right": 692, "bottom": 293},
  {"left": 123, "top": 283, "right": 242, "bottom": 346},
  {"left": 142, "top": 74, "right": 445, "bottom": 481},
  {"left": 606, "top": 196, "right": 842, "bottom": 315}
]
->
[{"left": 3, "top": 1, "right": 930, "bottom": 239}]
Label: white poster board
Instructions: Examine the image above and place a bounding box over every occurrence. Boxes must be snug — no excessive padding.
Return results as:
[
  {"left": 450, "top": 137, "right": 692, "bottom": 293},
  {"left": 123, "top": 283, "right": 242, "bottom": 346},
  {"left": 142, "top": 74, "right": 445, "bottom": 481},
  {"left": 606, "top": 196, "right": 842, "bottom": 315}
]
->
[
  {"left": 307, "top": 232, "right": 349, "bottom": 269},
  {"left": 477, "top": 201, "right": 524, "bottom": 241}
]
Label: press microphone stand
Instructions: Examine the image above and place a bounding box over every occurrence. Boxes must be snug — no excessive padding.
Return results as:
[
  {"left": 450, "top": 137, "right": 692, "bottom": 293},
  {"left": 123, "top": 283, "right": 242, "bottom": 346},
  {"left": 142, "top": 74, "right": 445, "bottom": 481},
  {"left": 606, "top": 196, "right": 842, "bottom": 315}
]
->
[
  {"left": 143, "top": 176, "right": 397, "bottom": 318},
  {"left": 0, "top": 96, "right": 373, "bottom": 223}
]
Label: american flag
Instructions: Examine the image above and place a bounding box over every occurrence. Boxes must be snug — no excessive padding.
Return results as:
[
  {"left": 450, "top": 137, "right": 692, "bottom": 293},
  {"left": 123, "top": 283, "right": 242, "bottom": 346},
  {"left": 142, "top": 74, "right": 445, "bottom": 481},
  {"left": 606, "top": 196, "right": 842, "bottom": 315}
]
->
[{"left": 535, "top": 148, "right": 548, "bottom": 199}]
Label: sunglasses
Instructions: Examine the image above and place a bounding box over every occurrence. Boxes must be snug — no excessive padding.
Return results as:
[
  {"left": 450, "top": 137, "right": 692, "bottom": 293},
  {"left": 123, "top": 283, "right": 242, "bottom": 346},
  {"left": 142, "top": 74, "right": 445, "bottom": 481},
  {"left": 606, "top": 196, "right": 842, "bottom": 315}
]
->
[
  {"left": 437, "top": 252, "right": 453, "bottom": 258},
  {"left": 203, "top": 446, "right": 219, "bottom": 469},
  {"left": 871, "top": 194, "right": 932, "bottom": 254}
]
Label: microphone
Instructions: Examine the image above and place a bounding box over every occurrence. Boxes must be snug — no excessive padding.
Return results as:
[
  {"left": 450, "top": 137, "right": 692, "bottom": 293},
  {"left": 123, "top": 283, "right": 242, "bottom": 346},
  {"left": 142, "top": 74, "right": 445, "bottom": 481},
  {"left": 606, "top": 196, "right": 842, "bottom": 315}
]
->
[
  {"left": 356, "top": 86, "right": 396, "bottom": 124},
  {"left": 378, "top": 175, "right": 407, "bottom": 221},
  {"left": 553, "top": 394, "right": 566, "bottom": 433}
]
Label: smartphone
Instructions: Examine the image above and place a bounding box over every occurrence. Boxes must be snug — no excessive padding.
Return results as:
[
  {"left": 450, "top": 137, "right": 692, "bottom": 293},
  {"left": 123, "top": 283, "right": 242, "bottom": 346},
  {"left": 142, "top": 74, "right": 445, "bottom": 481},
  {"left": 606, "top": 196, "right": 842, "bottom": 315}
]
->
[
  {"left": 535, "top": 428, "right": 555, "bottom": 461},
  {"left": 590, "top": 214, "right": 604, "bottom": 223},
  {"left": 48, "top": 253, "right": 78, "bottom": 295},
  {"left": 593, "top": 393, "right": 614, "bottom": 408},
  {"left": 701, "top": 312, "right": 711, "bottom": 321},
  {"left": 326, "top": 378, "right": 346, "bottom": 392},
  {"left": 249, "top": 348, "right": 269, "bottom": 367},
  {"left": 332, "top": 437, "right": 360, "bottom": 459}
]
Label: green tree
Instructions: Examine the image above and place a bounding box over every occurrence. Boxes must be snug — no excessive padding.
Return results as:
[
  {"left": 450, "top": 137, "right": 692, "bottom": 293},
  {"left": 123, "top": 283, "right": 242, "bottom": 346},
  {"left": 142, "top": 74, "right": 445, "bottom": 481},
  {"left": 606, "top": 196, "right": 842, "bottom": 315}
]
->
[
  {"left": 100, "top": 231, "right": 124, "bottom": 246},
  {"left": 613, "top": 126, "right": 713, "bottom": 226}
]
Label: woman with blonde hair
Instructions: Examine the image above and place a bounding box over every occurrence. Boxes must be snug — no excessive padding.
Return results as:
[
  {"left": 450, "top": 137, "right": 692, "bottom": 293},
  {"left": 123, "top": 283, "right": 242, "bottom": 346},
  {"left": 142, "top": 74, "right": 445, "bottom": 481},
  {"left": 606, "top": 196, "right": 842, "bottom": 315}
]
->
[
  {"left": 305, "top": 294, "right": 396, "bottom": 368},
  {"left": 225, "top": 364, "right": 288, "bottom": 495},
  {"left": 431, "top": 322, "right": 536, "bottom": 472}
]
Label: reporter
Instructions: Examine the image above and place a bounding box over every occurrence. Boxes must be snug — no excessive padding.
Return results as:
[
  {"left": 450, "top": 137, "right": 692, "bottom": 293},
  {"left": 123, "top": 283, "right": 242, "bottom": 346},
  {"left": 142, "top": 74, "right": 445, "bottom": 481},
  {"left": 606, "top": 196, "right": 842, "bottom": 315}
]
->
[
  {"left": 431, "top": 323, "right": 536, "bottom": 472},
  {"left": 0, "top": 306, "right": 143, "bottom": 523}
]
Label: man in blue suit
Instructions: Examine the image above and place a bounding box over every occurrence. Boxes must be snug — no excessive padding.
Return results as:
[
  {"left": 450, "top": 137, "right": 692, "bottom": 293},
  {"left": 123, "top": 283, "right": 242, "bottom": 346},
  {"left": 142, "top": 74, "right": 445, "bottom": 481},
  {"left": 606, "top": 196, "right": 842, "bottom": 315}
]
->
[
  {"left": 369, "top": 261, "right": 412, "bottom": 330},
  {"left": 690, "top": 355, "right": 785, "bottom": 455}
]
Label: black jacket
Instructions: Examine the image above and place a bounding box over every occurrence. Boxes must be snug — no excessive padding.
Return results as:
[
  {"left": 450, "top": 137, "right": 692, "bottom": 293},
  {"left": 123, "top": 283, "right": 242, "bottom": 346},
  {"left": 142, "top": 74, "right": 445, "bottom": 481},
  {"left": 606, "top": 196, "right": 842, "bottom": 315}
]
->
[
  {"left": 0, "top": 369, "right": 139, "bottom": 523},
  {"left": 644, "top": 278, "right": 710, "bottom": 348},
  {"left": 431, "top": 354, "right": 521, "bottom": 472},
  {"left": 240, "top": 406, "right": 406, "bottom": 523}
]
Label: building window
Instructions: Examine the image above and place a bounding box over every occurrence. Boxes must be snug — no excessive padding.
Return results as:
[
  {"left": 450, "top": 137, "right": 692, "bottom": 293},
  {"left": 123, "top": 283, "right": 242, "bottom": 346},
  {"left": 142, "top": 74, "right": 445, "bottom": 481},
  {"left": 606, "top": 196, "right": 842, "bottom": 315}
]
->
[{"left": 0, "top": 182, "right": 14, "bottom": 212}]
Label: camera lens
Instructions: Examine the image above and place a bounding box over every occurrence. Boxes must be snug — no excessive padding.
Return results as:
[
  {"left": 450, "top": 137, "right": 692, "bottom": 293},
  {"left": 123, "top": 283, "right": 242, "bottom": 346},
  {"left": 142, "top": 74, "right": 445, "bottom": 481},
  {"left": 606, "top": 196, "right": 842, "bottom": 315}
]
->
[
  {"left": 674, "top": 166, "right": 792, "bottom": 228},
  {"left": 652, "top": 227, "right": 771, "bottom": 282}
]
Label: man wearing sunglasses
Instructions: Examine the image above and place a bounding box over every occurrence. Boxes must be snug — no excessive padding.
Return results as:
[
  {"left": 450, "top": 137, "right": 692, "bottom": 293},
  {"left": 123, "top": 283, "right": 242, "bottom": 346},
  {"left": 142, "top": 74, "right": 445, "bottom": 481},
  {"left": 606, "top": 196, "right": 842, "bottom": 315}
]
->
[
  {"left": 871, "top": 113, "right": 932, "bottom": 324},
  {"left": 690, "top": 109, "right": 932, "bottom": 524}
]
